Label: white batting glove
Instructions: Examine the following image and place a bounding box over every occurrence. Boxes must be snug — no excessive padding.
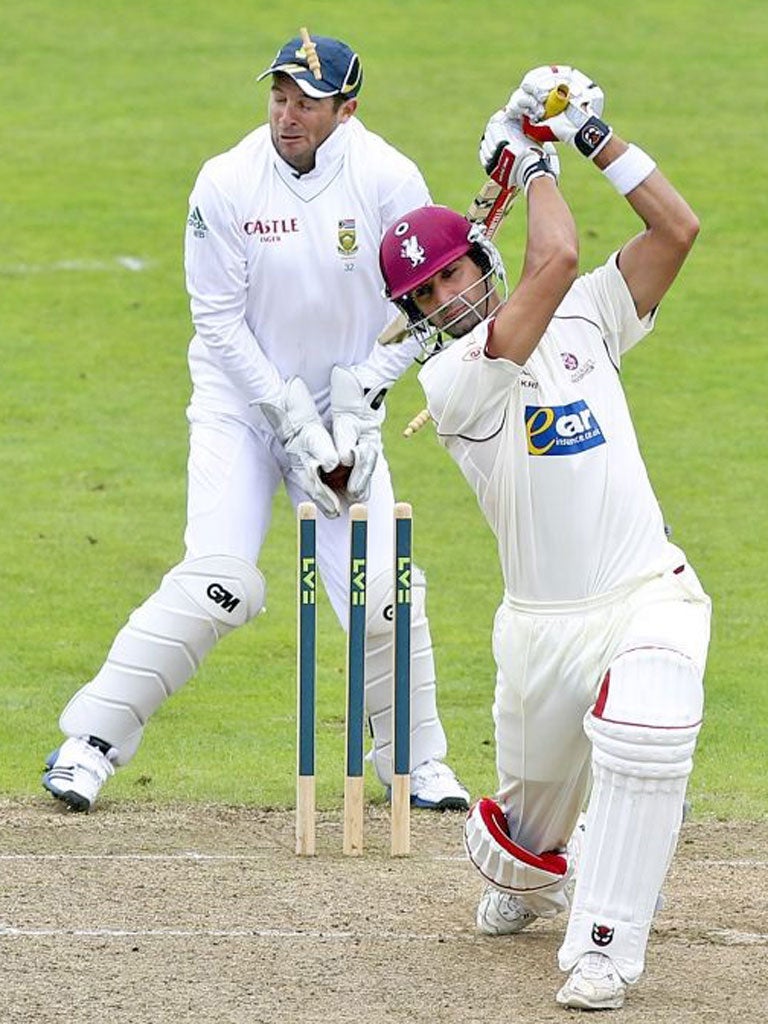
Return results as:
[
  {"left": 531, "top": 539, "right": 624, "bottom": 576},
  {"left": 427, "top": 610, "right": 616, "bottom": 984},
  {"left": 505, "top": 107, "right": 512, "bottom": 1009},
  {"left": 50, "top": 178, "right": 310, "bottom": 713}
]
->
[
  {"left": 330, "top": 364, "right": 387, "bottom": 502},
  {"left": 256, "top": 377, "right": 342, "bottom": 518},
  {"left": 507, "top": 65, "right": 612, "bottom": 159},
  {"left": 479, "top": 111, "right": 557, "bottom": 194},
  {"left": 507, "top": 66, "right": 605, "bottom": 122},
  {"left": 542, "top": 142, "right": 561, "bottom": 181}
]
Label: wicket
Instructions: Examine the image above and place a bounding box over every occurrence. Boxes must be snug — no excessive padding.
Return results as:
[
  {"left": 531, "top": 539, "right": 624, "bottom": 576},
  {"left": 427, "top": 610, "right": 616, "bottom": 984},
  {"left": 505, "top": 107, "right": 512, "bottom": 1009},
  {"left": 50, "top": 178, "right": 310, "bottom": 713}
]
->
[
  {"left": 391, "top": 502, "right": 412, "bottom": 857},
  {"left": 296, "top": 502, "right": 317, "bottom": 856},
  {"left": 295, "top": 500, "right": 413, "bottom": 857},
  {"left": 344, "top": 503, "right": 368, "bottom": 856}
]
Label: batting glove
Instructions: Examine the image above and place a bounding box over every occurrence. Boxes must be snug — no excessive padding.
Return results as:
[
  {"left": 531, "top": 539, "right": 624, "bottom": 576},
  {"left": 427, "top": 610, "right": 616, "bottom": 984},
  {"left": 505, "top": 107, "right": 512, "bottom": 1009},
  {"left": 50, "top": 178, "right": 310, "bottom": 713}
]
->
[
  {"left": 330, "top": 364, "right": 387, "bottom": 502},
  {"left": 256, "top": 377, "right": 342, "bottom": 518},
  {"left": 479, "top": 111, "right": 557, "bottom": 195},
  {"left": 507, "top": 65, "right": 612, "bottom": 160}
]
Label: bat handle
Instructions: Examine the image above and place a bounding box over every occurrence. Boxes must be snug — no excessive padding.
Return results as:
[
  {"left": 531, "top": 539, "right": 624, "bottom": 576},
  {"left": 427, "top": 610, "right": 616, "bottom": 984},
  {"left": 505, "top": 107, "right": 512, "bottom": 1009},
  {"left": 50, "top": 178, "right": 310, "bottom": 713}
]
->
[
  {"left": 403, "top": 409, "right": 432, "bottom": 438},
  {"left": 522, "top": 84, "right": 572, "bottom": 144},
  {"left": 543, "top": 83, "right": 571, "bottom": 119}
]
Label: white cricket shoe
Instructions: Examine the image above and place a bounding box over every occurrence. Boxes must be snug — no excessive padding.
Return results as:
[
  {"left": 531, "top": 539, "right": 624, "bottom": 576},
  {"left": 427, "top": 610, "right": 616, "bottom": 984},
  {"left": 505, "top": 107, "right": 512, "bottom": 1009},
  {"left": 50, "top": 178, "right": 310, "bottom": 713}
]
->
[
  {"left": 556, "top": 953, "right": 627, "bottom": 1010},
  {"left": 476, "top": 886, "right": 538, "bottom": 935},
  {"left": 409, "top": 759, "right": 469, "bottom": 810},
  {"left": 42, "top": 736, "right": 116, "bottom": 812}
]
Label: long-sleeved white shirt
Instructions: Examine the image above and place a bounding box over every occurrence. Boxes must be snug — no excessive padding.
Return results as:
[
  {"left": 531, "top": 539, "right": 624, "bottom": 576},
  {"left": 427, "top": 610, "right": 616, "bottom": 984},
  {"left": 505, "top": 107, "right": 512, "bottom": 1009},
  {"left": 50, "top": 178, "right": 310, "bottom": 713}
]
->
[{"left": 184, "top": 117, "right": 430, "bottom": 419}]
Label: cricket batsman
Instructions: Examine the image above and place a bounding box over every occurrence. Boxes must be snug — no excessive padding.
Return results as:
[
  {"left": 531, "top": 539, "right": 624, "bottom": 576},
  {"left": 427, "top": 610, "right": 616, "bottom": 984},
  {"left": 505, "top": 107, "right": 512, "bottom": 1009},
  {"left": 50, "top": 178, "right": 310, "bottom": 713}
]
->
[{"left": 378, "top": 64, "right": 711, "bottom": 1009}]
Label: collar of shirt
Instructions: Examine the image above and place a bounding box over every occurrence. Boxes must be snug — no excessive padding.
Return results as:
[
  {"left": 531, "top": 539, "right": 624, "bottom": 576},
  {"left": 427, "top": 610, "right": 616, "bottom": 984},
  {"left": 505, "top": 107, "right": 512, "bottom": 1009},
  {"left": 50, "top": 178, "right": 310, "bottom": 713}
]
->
[{"left": 272, "top": 117, "right": 353, "bottom": 192}]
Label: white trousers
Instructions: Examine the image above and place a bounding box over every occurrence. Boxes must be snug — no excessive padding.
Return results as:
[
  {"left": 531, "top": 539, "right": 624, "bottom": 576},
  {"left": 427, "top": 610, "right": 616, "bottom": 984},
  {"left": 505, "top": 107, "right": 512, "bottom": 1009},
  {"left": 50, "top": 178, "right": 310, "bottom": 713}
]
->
[
  {"left": 60, "top": 407, "right": 449, "bottom": 776},
  {"left": 185, "top": 408, "right": 400, "bottom": 618},
  {"left": 183, "top": 408, "right": 447, "bottom": 778},
  {"left": 492, "top": 557, "right": 711, "bottom": 854}
]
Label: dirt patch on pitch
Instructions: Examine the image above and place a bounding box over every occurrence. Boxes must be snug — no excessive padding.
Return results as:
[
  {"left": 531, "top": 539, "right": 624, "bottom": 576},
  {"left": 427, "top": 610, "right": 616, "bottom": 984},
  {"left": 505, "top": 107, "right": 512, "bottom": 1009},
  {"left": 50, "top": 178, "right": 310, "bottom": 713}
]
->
[{"left": 1, "top": 800, "right": 766, "bottom": 1023}]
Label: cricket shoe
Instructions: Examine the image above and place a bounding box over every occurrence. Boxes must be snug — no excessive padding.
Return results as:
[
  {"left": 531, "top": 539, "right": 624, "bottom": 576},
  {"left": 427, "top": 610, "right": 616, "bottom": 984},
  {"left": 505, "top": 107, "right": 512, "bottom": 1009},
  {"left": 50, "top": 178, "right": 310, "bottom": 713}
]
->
[
  {"left": 408, "top": 759, "right": 470, "bottom": 810},
  {"left": 476, "top": 886, "right": 538, "bottom": 935},
  {"left": 42, "top": 736, "right": 116, "bottom": 812},
  {"left": 556, "top": 953, "right": 627, "bottom": 1010}
]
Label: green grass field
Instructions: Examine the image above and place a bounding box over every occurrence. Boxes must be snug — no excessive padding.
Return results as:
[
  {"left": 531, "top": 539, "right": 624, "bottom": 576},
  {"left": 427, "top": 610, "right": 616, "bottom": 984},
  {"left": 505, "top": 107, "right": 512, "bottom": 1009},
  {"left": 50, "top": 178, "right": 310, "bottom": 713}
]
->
[{"left": 3, "top": 0, "right": 766, "bottom": 818}]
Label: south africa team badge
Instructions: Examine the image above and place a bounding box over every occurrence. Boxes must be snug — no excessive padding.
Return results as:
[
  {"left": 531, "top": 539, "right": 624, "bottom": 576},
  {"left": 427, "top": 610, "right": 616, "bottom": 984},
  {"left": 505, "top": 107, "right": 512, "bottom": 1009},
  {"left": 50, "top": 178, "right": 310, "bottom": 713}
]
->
[{"left": 337, "top": 218, "right": 359, "bottom": 257}]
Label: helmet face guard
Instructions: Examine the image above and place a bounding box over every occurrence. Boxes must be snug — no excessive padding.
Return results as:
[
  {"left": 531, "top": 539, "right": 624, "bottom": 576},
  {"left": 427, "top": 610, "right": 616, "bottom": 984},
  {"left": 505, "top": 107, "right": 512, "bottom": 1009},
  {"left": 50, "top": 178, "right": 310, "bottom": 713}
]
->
[{"left": 380, "top": 206, "right": 507, "bottom": 358}]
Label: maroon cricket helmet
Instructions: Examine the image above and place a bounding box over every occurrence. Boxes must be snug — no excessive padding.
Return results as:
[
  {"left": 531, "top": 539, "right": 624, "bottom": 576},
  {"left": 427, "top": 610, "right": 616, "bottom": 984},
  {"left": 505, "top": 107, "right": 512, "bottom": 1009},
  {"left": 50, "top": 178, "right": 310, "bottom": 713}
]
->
[{"left": 380, "top": 206, "right": 476, "bottom": 300}]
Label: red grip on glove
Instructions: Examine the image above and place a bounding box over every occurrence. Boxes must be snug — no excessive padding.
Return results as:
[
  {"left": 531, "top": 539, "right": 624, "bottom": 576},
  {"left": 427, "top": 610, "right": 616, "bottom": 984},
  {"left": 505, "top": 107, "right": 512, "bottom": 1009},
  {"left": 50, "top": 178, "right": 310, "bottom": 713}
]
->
[
  {"left": 488, "top": 146, "right": 518, "bottom": 189},
  {"left": 521, "top": 115, "right": 557, "bottom": 144}
]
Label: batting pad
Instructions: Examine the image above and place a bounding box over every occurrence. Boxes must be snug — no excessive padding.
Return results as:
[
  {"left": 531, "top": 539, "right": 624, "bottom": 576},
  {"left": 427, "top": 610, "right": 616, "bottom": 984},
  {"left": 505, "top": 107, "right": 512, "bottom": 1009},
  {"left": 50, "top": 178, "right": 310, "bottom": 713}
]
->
[
  {"left": 364, "top": 566, "right": 446, "bottom": 784},
  {"left": 60, "top": 555, "right": 265, "bottom": 764},
  {"left": 464, "top": 798, "right": 573, "bottom": 918},
  {"left": 559, "top": 647, "right": 703, "bottom": 983}
]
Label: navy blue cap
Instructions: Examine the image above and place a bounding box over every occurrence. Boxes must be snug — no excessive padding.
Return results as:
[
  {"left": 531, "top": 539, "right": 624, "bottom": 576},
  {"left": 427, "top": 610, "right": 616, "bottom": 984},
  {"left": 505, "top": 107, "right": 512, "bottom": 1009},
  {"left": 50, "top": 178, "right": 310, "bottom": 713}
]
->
[{"left": 257, "top": 33, "right": 363, "bottom": 99}]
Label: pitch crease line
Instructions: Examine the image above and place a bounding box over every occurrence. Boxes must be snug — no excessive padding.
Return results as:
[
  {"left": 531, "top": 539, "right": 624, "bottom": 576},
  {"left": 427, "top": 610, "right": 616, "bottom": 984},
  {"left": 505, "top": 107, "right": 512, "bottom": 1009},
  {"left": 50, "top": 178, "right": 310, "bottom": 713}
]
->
[
  {"left": 0, "top": 925, "right": 469, "bottom": 942},
  {"left": 706, "top": 929, "right": 768, "bottom": 946},
  {"left": 1, "top": 853, "right": 765, "bottom": 867},
  {"left": 0, "top": 853, "right": 264, "bottom": 862},
  {"left": 0, "top": 852, "right": 472, "bottom": 864},
  {"left": 3, "top": 925, "right": 767, "bottom": 945}
]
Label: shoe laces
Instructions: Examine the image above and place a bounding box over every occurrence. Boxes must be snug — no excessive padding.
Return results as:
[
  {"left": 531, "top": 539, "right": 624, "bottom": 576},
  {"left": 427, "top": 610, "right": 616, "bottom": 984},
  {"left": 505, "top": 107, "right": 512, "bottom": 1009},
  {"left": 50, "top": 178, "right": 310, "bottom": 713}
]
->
[
  {"left": 577, "top": 953, "right": 618, "bottom": 981},
  {"left": 410, "top": 759, "right": 453, "bottom": 785},
  {"left": 73, "top": 737, "right": 116, "bottom": 779},
  {"left": 494, "top": 891, "right": 535, "bottom": 919}
]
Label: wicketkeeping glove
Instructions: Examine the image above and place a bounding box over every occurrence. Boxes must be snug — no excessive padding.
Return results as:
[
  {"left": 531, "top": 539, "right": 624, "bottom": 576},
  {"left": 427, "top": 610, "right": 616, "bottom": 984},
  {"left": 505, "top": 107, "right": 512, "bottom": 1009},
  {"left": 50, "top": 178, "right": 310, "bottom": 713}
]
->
[
  {"left": 479, "top": 112, "right": 557, "bottom": 194},
  {"left": 507, "top": 65, "right": 612, "bottom": 160},
  {"left": 330, "top": 364, "right": 387, "bottom": 502},
  {"left": 256, "top": 377, "right": 342, "bottom": 518}
]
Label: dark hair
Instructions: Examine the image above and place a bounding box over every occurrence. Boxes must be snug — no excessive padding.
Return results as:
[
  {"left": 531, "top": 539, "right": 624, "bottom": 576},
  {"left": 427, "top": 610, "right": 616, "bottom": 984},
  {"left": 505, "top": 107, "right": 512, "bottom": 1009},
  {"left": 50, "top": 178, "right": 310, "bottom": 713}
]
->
[{"left": 468, "top": 242, "right": 492, "bottom": 277}]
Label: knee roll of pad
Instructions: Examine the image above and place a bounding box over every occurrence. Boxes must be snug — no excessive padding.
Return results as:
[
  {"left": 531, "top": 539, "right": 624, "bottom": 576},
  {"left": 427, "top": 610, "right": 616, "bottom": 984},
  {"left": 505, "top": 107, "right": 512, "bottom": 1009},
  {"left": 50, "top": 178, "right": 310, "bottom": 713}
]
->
[
  {"left": 586, "top": 715, "right": 700, "bottom": 780},
  {"left": 60, "top": 555, "right": 266, "bottom": 764}
]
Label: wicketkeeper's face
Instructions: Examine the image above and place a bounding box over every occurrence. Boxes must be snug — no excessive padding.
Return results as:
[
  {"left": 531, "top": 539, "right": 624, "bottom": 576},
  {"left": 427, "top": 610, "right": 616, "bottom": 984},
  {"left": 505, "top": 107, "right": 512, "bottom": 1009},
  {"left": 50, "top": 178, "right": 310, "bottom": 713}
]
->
[{"left": 269, "top": 74, "right": 356, "bottom": 174}]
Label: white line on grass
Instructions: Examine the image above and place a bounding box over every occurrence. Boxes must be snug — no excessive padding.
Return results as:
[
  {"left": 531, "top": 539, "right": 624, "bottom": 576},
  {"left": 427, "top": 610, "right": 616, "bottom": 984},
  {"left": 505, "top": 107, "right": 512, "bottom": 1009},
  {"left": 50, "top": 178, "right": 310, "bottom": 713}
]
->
[{"left": 0, "top": 256, "right": 149, "bottom": 274}]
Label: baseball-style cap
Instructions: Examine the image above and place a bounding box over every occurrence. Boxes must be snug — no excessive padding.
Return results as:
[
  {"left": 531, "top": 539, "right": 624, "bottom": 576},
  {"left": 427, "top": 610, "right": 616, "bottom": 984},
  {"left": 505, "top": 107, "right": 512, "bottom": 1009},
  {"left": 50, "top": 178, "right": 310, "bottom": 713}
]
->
[{"left": 257, "top": 32, "right": 363, "bottom": 99}]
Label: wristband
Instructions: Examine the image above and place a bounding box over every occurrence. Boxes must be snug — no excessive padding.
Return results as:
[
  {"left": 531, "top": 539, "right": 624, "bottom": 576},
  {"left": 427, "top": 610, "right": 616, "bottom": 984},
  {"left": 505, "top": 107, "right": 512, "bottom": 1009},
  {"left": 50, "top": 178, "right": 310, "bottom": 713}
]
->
[
  {"left": 519, "top": 152, "right": 557, "bottom": 195},
  {"left": 601, "top": 143, "right": 657, "bottom": 195},
  {"left": 573, "top": 115, "right": 613, "bottom": 159}
]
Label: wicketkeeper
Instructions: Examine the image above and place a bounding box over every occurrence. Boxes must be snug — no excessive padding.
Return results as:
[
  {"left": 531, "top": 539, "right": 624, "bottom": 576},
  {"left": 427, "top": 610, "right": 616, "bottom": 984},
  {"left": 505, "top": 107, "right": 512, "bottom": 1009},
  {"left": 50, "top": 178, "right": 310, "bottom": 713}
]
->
[
  {"left": 378, "top": 64, "right": 710, "bottom": 1010},
  {"left": 42, "top": 31, "right": 469, "bottom": 814}
]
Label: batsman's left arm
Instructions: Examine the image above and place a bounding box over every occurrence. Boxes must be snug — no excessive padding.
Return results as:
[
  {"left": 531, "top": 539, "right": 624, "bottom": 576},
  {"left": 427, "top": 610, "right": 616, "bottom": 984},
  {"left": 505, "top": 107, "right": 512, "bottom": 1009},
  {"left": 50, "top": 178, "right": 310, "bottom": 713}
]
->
[{"left": 594, "top": 137, "right": 700, "bottom": 319}]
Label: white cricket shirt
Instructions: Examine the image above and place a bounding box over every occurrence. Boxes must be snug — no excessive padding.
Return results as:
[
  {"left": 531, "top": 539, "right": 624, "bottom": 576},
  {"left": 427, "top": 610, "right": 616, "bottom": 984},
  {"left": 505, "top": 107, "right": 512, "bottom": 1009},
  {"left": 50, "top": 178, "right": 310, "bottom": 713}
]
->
[
  {"left": 184, "top": 117, "right": 429, "bottom": 418},
  {"left": 418, "top": 254, "right": 680, "bottom": 602}
]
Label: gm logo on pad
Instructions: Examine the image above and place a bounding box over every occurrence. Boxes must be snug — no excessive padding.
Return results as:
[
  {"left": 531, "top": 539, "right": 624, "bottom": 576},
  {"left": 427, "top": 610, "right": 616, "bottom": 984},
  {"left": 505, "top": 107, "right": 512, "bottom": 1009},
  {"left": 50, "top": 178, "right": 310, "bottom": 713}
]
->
[{"left": 525, "top": 400, "right": 606, "bottom": 456}]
